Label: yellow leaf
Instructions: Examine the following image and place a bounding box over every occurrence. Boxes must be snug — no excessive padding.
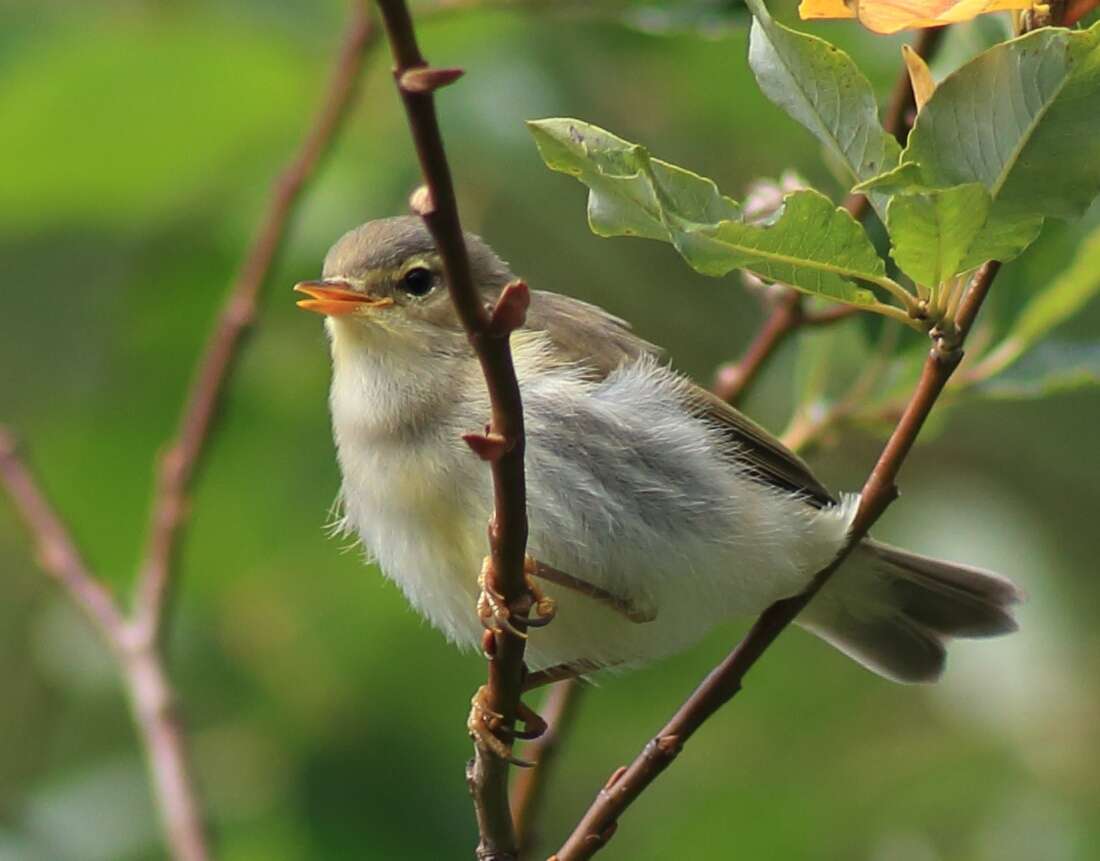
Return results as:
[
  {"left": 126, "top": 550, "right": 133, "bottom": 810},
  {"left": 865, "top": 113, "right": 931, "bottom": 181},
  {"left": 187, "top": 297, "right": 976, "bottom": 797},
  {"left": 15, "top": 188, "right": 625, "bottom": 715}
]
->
[
  {"left": 799, "top": 0, "right": 1034, "bottom": 34},
  {"left": 901, "top": 44, "right": 935, "bottom": 112}
]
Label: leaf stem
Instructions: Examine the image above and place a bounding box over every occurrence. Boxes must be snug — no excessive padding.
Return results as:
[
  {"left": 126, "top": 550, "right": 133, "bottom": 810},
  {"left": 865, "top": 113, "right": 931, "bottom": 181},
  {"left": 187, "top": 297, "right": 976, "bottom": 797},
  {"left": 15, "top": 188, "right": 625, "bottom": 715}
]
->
[
  {"left": 870, "top": 275, "right": 921, "bottom": 315},
  {"left": 870, "top": 299, "right": 924, "bottom": 330}
]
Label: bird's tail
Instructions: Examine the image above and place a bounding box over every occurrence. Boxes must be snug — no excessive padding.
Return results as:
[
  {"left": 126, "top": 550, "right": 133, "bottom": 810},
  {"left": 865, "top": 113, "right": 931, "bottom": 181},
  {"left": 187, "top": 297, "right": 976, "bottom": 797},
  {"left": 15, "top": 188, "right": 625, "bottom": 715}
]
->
[{"left": 798, "top": 539, "right": 1022, "bottom": 683}]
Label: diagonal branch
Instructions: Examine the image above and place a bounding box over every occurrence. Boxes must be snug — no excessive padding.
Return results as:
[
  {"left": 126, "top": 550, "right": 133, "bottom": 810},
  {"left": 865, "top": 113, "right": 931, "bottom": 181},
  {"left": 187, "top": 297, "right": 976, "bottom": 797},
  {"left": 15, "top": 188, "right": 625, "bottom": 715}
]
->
[
  {"left": 0, "top": 429, "right": 127, "bottom": 645},
  {"left": 133, "top": 1, "right": 377, "bottom": 645},
  {"left": 373, "top": 2, "right": 534, "bottom": 858},
  {"left": 511, "top": 25, "right": 950, "bottom": 851},
  {"left": 554, "top": 261, "right": 1003, "bottom": 860},
  {"left": 515, "top": 27, "right": 950, "bottom": 848}
]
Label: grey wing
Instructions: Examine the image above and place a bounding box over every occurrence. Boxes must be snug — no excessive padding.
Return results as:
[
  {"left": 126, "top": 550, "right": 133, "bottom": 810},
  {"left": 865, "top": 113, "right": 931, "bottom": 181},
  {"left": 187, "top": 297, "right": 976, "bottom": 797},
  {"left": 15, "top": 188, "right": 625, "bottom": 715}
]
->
[
  {"left": 680, "top": 385, "right": 836, "bottom": 507},
  {"left": 525, "top": 290, "right": 661, "bottom": 378},
  {"left": 524, "top": 289, "right": 836, "bottom": 508}
]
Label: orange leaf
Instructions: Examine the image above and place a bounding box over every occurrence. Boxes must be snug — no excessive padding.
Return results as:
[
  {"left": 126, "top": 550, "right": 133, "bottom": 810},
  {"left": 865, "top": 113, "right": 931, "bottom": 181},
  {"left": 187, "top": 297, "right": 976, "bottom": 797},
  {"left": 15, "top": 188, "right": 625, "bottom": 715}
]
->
[
  {"left": 901, "top": 44, "right": 936, "bottom": 111},
  {"left": 799, "top": 0, "right": 1034, "bottom": 34}
]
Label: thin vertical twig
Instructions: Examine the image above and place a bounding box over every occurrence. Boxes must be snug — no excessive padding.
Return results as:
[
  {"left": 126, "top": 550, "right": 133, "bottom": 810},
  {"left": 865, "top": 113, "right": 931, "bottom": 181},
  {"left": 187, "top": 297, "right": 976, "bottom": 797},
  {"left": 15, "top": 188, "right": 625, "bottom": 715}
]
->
[
  {"left": 0, "top": 6, "right": 378, "bottom": 859},
  {"left": 712, "top": 290, "right": 804, "bottom": 404},
  {"left": 373, "top": 2, "right": 535, "bottom": 858}
]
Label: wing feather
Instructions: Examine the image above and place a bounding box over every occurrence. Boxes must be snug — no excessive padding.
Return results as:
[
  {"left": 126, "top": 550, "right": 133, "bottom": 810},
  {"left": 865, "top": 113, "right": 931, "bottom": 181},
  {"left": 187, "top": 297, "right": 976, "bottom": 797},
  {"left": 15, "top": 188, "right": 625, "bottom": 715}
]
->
[{"left": 523, "top": 290, "right": 836, "bottom": 508}]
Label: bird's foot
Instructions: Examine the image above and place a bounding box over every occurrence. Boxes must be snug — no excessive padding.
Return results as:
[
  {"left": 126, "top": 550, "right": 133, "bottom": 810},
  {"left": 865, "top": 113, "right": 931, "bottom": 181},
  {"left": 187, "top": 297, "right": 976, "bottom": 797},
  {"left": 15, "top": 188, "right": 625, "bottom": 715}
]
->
[
  {"left": 477, "top": 555, "right": 557, "bottom": 639},
  {"left": 467, "top": 685, "right": 548, "bottom": 767}
]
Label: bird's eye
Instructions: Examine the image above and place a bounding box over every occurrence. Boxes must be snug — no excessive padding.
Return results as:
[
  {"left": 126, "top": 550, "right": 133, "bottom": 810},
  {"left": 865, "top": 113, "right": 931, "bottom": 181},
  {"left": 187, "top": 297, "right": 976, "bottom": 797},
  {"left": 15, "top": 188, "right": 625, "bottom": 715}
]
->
[{"left": 399, "top": 266, "right": 434, "bottom": 297}]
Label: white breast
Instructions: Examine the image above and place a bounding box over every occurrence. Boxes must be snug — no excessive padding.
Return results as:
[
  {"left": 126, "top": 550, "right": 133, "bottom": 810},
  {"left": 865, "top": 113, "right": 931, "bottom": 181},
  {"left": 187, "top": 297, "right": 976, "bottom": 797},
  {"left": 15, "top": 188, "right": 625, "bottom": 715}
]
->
[{"left": 328, "top": 322, "right": 494, "bottom": 646}]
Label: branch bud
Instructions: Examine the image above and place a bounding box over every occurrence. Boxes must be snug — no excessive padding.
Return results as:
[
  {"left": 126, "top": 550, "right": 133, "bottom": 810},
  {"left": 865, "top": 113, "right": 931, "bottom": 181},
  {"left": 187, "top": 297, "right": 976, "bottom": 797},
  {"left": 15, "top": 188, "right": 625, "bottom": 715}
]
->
[
  {"left": 603, "top": 766, "right": 628, "bottom": 791},
  {"left": 656, "top": 734, "right": 683, "bottom": 757},
  {"left": 463, "top": 431, "right": 510, "bottom": 461},
  {"left": 399, "top": 66, "right": 464, "bottom": 94},
  {"left": 409, "top": 184, "right": 435, "bottom": 217},
  {"left": 489, "top": 280, "right": 530, "bottom": 336}
]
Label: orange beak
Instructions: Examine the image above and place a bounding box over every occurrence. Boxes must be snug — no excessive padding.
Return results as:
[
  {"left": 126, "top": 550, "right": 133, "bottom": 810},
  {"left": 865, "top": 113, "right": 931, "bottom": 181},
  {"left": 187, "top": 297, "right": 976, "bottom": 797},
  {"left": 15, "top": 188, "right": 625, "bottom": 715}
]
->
[{"left": 293, "top": 280, "right": 394, "bottom": 316}]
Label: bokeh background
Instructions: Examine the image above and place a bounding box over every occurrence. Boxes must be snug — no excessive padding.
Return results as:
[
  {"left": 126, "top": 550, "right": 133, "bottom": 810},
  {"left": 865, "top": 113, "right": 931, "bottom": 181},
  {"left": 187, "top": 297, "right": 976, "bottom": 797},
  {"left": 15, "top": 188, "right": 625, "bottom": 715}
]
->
[{"left": 3, "top": 2, "right": 1099, "bottom": 859}]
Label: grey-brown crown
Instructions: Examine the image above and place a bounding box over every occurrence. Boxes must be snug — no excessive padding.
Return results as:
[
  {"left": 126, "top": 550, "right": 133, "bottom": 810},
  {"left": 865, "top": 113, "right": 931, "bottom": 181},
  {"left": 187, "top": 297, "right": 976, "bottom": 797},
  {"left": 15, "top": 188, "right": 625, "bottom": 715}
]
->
[{"left": 321, "top": 216, "right": 514, "bottom": 290}]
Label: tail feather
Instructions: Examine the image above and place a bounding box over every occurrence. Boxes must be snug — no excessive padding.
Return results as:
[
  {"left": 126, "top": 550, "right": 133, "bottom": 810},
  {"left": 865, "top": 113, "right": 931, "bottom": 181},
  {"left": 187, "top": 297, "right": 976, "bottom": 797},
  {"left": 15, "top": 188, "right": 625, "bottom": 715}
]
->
[{"left": 799, "top": 539, "right": 1023, "bottom": 684}]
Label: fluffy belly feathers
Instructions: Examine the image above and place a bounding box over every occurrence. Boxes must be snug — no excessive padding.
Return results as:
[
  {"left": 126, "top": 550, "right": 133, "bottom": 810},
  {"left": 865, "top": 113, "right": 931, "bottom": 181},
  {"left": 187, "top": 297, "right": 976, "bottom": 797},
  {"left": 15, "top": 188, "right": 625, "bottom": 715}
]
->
[{"left": 333, "top": 359, "right": 853, "bottom": 674}]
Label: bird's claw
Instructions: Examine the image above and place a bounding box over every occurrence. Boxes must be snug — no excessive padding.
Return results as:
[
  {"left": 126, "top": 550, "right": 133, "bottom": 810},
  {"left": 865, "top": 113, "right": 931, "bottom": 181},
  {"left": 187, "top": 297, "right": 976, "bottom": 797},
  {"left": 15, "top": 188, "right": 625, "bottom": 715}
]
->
[
  {"left": 477, "top": 556, "right": 557, "bottom": 639},
  {"left": 467, "top": 685, "right": 546, "bottom": 767}
]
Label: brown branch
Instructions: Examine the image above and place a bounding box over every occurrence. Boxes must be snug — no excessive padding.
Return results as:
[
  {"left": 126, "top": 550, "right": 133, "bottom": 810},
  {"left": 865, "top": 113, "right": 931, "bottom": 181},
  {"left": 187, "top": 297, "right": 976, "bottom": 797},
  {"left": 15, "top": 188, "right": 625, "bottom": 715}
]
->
[
  {"left": 133, "top": 2, "right": 376, "bottom": 645},
  {"left": 712, "top": 290, "right": 803, "bottom": 404},
  {"left": 0, "top": 430, "right": 127, "bottom": 645},
  {"left": 373, "top": 2, "right": 534, "bottom": 858},
  {"left": 554, "top": 261, "right": 1003, "bottom": 860},
  {"left": 1, "top": 7, "right": 377, "bottom": 861},
  {"left": 511, "top": 679, "right": 586, "bottom": 853}
]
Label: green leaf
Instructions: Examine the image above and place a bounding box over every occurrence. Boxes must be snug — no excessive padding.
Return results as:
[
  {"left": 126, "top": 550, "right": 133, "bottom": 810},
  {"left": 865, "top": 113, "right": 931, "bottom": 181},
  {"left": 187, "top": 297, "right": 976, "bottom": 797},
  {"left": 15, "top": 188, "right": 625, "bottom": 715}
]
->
[
  {"left": 529, "top": 118, "right": 904, "bottom": 309},
  {"left": 1004, "top": 223, "right": 1100, "bottom": 349},
  {"left": 976, "top": 341, "right": 1100, "bottom": 399},
  {"left": 695, "top": 192, "right": 882, "bottom": 303},
  {"left": 869, "top": 171, "right": 1043, "bottom": 278},
  {"left": 957, "top": 212, "right": 1045, "bottom": 272},
  {"left": 854, "top": 162, "right": 928, "bottom": 195},
  {"left": 904, "top": 24, "right": 1100, "bottom": 223},
  {"left": 887, "top": 184, "right": 991, "bottom": 287},
  {"left": 745, "top": 0, "right": 900, "bottom": 221},
  {"left": 528, "top": 118, "right": 739, "bottom": 241},
  {"left": 864, "top": 27, "right": 1098, "bottom": 274}
]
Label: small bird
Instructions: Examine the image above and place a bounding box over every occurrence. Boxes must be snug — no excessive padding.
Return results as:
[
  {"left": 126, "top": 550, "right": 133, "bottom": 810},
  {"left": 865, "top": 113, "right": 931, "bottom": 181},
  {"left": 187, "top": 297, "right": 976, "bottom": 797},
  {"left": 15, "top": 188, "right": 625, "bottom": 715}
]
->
[{"left": 296, "top": 216, "right": 1020, "bottom": 701}]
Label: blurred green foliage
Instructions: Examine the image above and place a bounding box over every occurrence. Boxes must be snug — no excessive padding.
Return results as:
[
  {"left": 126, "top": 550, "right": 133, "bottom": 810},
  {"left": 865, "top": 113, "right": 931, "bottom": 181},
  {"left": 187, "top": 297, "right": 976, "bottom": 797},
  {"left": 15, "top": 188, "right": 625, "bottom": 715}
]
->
[{"left": 2, "top": 2, "right": 1099, "bottom": 859}]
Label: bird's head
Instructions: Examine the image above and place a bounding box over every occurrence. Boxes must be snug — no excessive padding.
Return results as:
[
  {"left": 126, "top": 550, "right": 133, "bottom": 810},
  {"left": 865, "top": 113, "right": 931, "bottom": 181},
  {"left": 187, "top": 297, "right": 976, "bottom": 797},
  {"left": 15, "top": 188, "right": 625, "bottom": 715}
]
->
[{"left": 294, "top": 216, "right": 515, "bottom": 352}]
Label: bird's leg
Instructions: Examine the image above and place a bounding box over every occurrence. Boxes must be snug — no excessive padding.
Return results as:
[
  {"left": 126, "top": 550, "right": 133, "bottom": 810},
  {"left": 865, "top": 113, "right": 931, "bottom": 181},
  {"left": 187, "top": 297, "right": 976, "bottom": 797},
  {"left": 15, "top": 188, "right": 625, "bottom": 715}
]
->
[
  {"left": 471, "top": 556, "right": 555, "bottom": 764},
  {"left": 467, "top": 684, "right": 548, "bottom": 768},
  {"left": 521, "top": 659, "right": 603, "bottom": 692},
  {"left": 469, "top": 661, "right": 613, "bottom": 762},
  {"left": 476, "top": 555, "right": 557, "bottom": 639},
  {"left": 527, "top": 558, "right": 656, "bottom": 624}
]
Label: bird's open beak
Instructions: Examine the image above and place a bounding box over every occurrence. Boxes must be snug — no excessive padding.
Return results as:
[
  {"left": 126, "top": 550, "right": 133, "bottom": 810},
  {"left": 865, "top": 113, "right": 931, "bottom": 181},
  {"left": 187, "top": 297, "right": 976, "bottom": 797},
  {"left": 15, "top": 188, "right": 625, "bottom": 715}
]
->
[{"left": 293, "top": 280, "right": 394, "bottom": 316}]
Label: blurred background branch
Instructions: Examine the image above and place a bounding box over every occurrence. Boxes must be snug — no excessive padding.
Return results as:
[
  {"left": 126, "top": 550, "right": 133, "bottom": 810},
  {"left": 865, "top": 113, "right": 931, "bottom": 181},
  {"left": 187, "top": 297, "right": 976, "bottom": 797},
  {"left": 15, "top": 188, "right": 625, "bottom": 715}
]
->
[
  {"left": 511, "top": 679, "right": 586, "bottom": 853},
  {"left": 132, "top": 3, "right": 377, "bottom": 648},
  {"left": 0, "top": 4, "right": 377, "bottom": 858}
]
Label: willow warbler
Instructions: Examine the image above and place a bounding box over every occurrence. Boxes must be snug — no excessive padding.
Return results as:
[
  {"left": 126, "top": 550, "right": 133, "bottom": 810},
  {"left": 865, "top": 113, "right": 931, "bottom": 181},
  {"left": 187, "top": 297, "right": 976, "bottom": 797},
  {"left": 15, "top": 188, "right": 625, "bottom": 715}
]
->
[{"left": 296, "top": 216, "right": 1020, "bottom": 686}]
